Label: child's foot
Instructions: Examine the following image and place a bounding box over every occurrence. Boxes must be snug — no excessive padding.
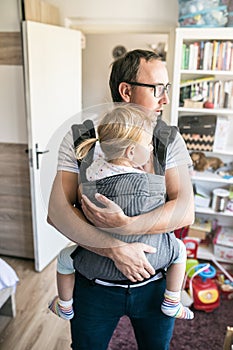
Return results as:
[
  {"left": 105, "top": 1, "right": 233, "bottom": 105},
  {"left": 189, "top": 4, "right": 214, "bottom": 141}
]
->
[
  {"left": 48, "top": 296, "right": 74, "bottom": 320},
  {"left": 161, "top": 292, "right": 194, "bottom": 320}
]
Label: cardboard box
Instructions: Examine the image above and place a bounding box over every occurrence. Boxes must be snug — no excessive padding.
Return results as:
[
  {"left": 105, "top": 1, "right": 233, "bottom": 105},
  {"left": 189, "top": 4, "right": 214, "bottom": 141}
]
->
[
  {"left": 214, "top": 245, "right": 233, "bottom": 263},
  {"left": 213, "top": 227, "right": 233, "bottom": 263},
  {"left": 187, "top": 227, "right": 207, "bottom": 240},
  {"left": 190, "top": 217, "right": 212, "bottom": 232},
  {"left": 183, "top": 99, "right": 204, "bottom": 109}
]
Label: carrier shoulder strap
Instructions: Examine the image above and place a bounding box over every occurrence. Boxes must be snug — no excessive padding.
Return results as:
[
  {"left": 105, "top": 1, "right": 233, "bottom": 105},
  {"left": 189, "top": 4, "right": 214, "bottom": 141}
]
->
[
  {"left": 71, "top": 119, "right": 96, "bottom": 182},
  {"left": 72, "top": 118, "right": 178, "bottom": 179},
  {"left": 153, "top": 118, "right": 178, "bottom": 175}
]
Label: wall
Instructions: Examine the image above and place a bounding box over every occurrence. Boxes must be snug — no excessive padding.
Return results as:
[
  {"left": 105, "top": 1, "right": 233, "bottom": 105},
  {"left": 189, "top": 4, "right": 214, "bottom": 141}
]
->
[
  {"left": 0, "top": 0, "right": 179, "bottom": 143},
  {"left": 82, "top": 32, "right": 169, "bottom": 109},
  {"left": 47, "top": 0, "right": 178, "bottom": 27},
  {"left": 0, "top": 0, "right": 27, "bottom": 143}
]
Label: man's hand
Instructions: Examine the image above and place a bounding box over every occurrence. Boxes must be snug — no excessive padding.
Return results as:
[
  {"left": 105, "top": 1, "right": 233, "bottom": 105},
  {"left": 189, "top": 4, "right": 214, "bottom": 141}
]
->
[
  {"left": 109, "top": 242, "right": 157, "bottom": 282},
  {"left": 81, "top": 193, "right": 130, "bottom": 229}
]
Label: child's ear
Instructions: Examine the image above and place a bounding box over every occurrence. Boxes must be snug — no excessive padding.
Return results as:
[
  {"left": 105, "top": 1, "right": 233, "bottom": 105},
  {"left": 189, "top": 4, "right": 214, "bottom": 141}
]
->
[
  {"left": 125, "top": 145, "right": 135, "bottom": 160},
  {"left": 119, "top": 82, "right": 131, "bottom": 102}
]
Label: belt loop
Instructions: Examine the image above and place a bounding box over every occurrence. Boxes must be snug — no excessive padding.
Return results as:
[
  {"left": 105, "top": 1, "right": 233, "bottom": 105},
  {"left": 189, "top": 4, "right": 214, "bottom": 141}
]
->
[
  {"left": 127, "top": 285, "right": 131, "bottom": 295},
  {"left": 161, "top": 269, "right": 167, "bottom": 279}
]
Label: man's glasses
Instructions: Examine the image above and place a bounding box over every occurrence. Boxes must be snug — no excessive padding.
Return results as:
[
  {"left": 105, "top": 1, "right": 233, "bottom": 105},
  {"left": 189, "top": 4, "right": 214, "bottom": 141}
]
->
[{"left": 125, "top": 81, "right": 171, "bottom": 98}]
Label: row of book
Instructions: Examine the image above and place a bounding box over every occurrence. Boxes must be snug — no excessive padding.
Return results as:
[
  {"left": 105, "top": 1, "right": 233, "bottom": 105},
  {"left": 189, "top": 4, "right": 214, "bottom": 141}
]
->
[
  {"left": 179, "top": 78, "right": 233, "bottom": 109},
  {"left": 181, "top": 40, "right": 233, "bottom": 71}
]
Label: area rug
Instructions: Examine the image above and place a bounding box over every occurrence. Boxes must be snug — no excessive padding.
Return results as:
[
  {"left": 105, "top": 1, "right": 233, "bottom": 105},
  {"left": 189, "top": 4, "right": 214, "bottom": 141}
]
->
[{"left": 108, "top": 297, "right": 233, "bottom": 350}]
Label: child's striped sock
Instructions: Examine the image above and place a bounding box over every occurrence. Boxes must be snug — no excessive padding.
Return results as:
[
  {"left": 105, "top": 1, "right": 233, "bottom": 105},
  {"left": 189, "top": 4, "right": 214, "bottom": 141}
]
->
[
  {"left": 48, "top": 296, "right": 74, "bottom": 320},
  {"left": 161, "top": 289, "right": 194, "bottom": 320}
]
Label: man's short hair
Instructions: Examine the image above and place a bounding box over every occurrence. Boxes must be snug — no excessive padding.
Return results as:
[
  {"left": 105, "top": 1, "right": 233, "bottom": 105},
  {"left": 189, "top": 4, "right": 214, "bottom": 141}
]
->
[{"left": 109, "top": 49, "right": 161, "bottom": 102}]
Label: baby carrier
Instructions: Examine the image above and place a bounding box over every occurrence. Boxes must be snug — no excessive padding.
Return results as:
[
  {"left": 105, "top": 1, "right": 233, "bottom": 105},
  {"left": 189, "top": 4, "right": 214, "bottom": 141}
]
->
[{"left": 70, "top": 117, "right": 179, "bottom": 280}]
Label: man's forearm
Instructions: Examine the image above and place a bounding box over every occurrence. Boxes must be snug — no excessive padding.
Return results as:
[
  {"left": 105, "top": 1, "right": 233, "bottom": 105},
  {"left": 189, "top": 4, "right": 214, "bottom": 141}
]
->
[
  {"left": 48, "top": 203, "right": 127, "bottom": 251},
  {"left": 48, "top": 177, "right": 125, "bottom": 252},
  {"left": 125, "top": 196, "right": 194, "bottom": 235}
]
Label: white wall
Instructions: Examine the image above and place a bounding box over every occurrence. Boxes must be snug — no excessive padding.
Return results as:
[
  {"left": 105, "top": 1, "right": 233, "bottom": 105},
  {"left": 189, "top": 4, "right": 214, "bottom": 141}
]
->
[
  {"left": 82, "top": 33, "right": 169, "bottom": 108},
  {"left": 0, "top": 0, "right": 179, "bottom": 143},
  {"left": 47, "top": 0, "right": 178, "bottom": 27}
]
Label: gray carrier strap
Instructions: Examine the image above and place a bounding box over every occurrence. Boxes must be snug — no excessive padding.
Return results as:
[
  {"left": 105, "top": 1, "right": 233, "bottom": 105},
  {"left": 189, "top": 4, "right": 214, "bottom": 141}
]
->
[
  {"left": 153, "top": 118, "right": 178, "bottom": 175},
  {"left": 71, "top": 119, "right": 96, "bottom": 182}
]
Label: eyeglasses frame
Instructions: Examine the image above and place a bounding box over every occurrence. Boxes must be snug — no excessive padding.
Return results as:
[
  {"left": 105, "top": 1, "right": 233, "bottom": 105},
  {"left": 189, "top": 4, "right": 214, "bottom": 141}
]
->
[{"left": 125, "top": 81, "right": 172, "bottom": 98}]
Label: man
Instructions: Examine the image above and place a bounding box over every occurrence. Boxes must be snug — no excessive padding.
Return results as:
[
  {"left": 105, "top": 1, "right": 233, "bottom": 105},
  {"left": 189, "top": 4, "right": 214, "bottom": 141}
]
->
[{"left": 48, "top": 49, "right": 194, "bottom": 349}]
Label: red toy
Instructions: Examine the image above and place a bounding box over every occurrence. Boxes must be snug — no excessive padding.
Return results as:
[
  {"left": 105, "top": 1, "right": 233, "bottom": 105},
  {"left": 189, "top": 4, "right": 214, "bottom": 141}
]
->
[
  {"left": 182, "top": 238, "right": 220, "bottom": 312},
  {"left": 190, "top": 263, "right": 220, "bottom": 312}
]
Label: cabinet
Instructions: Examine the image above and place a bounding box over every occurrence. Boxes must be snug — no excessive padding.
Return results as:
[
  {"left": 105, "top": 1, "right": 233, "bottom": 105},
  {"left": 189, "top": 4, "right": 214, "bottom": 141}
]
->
[{"left": 171, "top": 28, "right": 233, "bottom": 263}]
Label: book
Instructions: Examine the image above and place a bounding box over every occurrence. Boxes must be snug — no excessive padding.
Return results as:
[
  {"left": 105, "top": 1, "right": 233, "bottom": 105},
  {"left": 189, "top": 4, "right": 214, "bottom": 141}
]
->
[
  {"left": 180, "top": 76, "right": 215, "bottom": 88},
  {"left": 211, "top": 40, "right": 219, "bottom": 70},
  {"left": 217, "top": 41, "right": 224, "bottom": 70},
  {"left": 181, "top": 43, "right": 187, "bottom": 69},
  {"left": 225, "top": 41, "right": 232, "bottom": 71},
  {"left": 230, "top": 44, "right": 233, "bottom": 71},
  {"left": 198, "top": 41, "right": 204, "bottom": 70}
]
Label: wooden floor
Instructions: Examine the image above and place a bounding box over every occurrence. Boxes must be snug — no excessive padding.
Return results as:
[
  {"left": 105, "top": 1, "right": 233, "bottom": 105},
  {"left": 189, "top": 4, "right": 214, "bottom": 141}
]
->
[{"left": 0, "top": 256, "right": 71, "bottom": 350}]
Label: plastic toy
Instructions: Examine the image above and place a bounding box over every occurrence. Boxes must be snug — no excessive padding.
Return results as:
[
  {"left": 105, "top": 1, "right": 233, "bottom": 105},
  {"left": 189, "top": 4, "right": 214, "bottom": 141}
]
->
[
  {"left": 190, "top": 263, "right": 220, "bottom": 312},
  {"left": 182, "top": 238, "right": 220, "bottom": 312}
]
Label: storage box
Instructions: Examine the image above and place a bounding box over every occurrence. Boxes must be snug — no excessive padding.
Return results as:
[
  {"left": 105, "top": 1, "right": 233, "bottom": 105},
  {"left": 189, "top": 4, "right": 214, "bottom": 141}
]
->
[
  {"left": 183, "top": 99, "right": 204, "bottom": 109},
  {"left": 188, "top": 217, "right": 212, "bottom": 239},
  {"left": 187, "top": 227, "right": 207, "bottom": 240},
  {"left": 213, "top": 226, "right": 233, "bottom": 263},
  {"left": 179, "top": 115, "right": 217, "bottom": 151}
]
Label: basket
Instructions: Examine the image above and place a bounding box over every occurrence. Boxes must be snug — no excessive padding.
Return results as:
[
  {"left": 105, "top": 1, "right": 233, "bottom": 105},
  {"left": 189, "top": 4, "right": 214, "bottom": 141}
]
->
[{"left": 178, "top": 115, "right": 217, "bottom": 151}]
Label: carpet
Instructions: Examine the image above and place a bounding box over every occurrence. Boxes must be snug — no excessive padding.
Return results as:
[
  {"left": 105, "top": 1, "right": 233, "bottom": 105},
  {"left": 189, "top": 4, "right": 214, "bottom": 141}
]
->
[{"left": 108, "top": 297, "right": 233, "bottom": 350}]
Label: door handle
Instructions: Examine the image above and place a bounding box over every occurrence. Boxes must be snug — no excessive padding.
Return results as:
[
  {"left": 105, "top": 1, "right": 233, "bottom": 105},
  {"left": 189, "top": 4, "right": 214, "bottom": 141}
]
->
[{"left": 35, "top": 143, "right": 49, "bottom": 169}]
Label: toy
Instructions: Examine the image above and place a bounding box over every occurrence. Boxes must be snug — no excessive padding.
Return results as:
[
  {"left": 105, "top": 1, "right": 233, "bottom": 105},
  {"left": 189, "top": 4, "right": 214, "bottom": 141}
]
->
[
  {"left": 182, "top": 238, "right": 220, "bottom": 312},
  {"left": 203, "top": 101, "right": 214, "bottom": 109},
  {"left": 212, "top": 257, "right": 233, "bottom": 300},
  {"left": 190, "top": 151, "right": 224, "bottom": 171},
  {"left": 216, "top": 273, "right": 233, "bottom": 300},
  {"left": 190, "top": 263, "right": 220, "bottom": 312}
]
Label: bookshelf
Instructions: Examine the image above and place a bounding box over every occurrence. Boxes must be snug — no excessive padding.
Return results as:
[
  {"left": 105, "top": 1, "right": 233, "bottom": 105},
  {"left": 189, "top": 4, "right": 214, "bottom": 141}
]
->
[{"left": 171, "top": 28, "right": 233, "bottom": 263}]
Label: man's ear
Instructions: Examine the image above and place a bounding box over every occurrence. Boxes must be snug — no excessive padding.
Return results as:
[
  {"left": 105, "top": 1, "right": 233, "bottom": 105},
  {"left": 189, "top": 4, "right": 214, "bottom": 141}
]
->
[
  {"left": 125, "top": 145, "right": 135, "bottom": 160},
  {"left": 119, "top": 82, "right": 131, "bottom": 102}
]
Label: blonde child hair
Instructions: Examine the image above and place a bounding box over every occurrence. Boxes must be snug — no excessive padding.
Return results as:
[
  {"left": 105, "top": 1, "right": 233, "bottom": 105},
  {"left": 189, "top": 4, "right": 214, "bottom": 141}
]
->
[{"left": 75, "top": 104, "right": 154, "bottom": 163}]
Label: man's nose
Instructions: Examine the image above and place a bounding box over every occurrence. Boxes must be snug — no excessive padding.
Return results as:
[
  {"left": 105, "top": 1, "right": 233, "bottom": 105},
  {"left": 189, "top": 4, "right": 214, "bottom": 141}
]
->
[{"left": 159, "top": 91, "right": 170, "bottom": 104}]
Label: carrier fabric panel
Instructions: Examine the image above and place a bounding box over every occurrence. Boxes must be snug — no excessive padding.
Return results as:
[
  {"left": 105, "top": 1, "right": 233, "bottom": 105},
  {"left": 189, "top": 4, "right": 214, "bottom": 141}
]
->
[
  {"left": 82, "top": 172, "right": 166, "bottom": 216},
  {"left": 178, "top": 115, "right": 217, "bottom": 152}
]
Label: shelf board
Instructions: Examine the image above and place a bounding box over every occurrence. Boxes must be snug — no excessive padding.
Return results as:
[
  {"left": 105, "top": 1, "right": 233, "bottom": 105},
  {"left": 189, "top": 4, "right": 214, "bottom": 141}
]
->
[
  {"left": 180, "top": 69, "right": 233, "bottom": 77},
  {"left": 192, "top": 171, "right": 233, "bottom": 184},
  {"left": 195, "top": 207, "right": 233, "bottom": 216},
  {"left": 197, "top": 244, "right": 233, "bottom": 264},
  {"left": 212, "top": 149, "right": 233, "bottom": 156},
  {"left": 178, "top": 107, "right": 233, "bottom": 115},
  {"left": 176, "top": 27, "right": 233, "bottom": 41}
]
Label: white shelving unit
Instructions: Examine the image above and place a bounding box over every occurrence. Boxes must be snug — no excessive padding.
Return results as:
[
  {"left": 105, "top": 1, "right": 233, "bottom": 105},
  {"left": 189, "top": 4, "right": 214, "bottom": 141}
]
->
[{"left": 171, "top": 28, "right": 233, "bottom": 262}]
